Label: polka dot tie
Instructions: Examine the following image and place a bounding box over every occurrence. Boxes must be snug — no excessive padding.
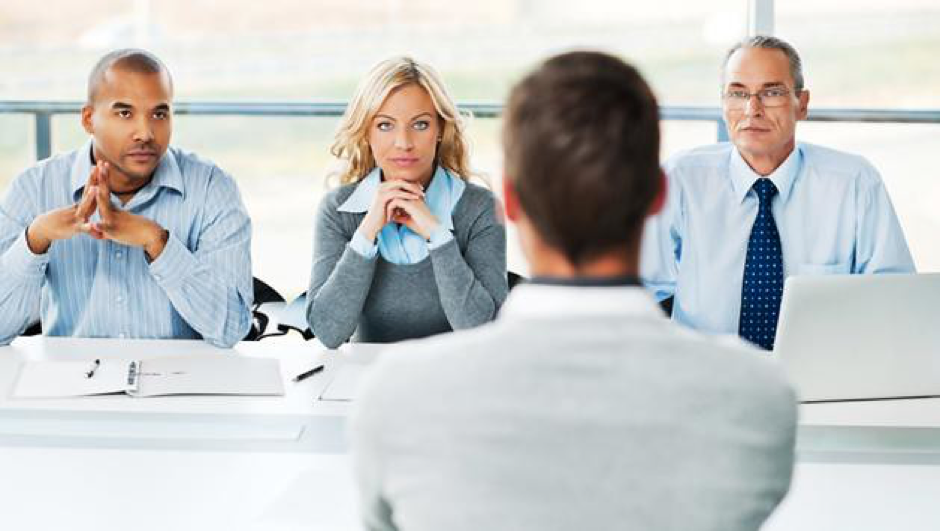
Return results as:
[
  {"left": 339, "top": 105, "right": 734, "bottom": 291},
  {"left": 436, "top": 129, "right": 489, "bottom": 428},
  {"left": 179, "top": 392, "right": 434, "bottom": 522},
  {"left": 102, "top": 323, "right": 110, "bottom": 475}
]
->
[{"left": 738, "top": 178, "right": 783, "bottom": 351}]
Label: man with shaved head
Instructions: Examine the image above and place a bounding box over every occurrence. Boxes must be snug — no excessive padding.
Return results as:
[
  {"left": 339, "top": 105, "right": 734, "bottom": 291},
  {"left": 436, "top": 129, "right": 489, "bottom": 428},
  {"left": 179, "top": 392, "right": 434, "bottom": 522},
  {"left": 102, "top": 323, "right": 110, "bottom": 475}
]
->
[{"left": 0, "top": 49, "right": 253, "bottom": 347}]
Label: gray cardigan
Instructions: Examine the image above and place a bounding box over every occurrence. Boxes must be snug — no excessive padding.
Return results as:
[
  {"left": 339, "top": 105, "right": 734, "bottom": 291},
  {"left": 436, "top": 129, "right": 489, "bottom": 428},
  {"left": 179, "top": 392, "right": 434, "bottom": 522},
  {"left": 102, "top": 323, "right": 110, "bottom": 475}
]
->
[{"left": 306, "top": 181, "right": 508, "bottom": 348}]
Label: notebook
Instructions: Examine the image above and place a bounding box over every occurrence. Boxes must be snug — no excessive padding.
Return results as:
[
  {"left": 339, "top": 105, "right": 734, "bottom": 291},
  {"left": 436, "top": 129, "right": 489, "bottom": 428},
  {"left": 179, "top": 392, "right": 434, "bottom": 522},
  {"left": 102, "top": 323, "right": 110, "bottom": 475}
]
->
[{"left": 13, "top": 355, "right": 284, "bottom": 398}]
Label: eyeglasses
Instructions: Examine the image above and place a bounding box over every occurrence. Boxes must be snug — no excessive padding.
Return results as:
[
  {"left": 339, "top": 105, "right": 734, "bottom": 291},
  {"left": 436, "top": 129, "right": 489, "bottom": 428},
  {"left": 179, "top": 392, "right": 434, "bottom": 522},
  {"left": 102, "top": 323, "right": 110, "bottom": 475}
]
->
[{"left": 722, "top": 87, "right": 795, "bottom": 109}]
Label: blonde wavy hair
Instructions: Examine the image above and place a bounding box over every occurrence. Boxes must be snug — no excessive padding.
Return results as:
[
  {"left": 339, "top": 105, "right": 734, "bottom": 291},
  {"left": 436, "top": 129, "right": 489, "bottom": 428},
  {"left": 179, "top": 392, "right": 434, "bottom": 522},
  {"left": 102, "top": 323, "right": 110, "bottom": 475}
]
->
[{"left": 331, "top": 56, "right": 473, "bottom": 185}]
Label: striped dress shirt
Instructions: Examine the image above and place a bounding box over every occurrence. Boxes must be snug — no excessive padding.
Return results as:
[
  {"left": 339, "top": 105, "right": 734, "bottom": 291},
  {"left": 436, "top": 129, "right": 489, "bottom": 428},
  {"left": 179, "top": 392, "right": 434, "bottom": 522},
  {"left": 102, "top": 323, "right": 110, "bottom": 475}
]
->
[{"left": 0, "top": 141, "right": 253, "bottom": 347}]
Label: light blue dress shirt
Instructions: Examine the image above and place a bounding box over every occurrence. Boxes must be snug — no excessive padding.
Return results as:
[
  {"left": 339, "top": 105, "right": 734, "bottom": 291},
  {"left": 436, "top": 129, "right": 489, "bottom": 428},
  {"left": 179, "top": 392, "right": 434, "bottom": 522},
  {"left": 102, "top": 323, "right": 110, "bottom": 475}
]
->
[
  {"left": 0, "top": 141, "right": 254, "bottom": 347},
  {"left": 640, "top": 142, "right": 915, "bottom": 336},
  {"left": 339, "top": 166, "right": 466, "bottom": 264}
]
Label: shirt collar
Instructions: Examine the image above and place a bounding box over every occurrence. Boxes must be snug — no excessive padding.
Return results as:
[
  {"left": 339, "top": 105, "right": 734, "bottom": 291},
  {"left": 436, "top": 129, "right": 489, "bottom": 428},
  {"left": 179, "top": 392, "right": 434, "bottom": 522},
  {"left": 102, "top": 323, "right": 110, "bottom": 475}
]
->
[
  {"left": 498, "top": 283, "right": 665, "bottom": 322},
  {"left": 528, "top": 275, "right": 643, "bottom": 287},
  {"left": 70, "top": 140, "right": 184, "bottom": 202},
  {"left": 337, "top": 167, "right": 381, "bottom": 213},
  {"left": 337, "top": 165, "right": 463, "bottom": 231},
  {"left": 729, "top": 143, "right": 802, "bottom": 205}
]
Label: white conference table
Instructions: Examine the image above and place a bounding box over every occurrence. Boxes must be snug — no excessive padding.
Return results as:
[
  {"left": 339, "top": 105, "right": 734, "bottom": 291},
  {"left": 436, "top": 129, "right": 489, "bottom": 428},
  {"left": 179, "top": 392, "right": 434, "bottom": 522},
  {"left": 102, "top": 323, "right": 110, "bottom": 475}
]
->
[
  {"left": 0, "top": 335, "right": 375, "bottom": 531},
  {"left": 2, "top": 336, "right": 940, "bottom": 531}
]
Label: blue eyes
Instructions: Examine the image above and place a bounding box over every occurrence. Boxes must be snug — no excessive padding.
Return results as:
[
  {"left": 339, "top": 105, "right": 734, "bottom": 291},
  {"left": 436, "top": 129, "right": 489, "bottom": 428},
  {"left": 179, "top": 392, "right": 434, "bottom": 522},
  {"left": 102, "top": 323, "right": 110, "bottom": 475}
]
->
[{"left": 376, "top": 120, "right": 431, "bottom": 132}]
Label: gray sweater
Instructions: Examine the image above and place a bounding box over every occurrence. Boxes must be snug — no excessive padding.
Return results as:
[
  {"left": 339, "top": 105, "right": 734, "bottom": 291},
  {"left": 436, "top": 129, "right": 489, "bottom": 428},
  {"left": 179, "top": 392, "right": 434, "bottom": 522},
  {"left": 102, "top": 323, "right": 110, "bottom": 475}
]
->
[{"left": 306, "top": 181, "right": 508, "bottom": 348}]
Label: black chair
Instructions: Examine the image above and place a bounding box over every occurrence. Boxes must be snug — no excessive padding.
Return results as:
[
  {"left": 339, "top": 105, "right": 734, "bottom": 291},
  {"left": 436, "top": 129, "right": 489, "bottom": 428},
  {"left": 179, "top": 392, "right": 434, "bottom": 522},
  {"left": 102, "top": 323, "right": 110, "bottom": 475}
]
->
[
  {"left": 23, "top": 321, "right": 41, "bottom": 337},
  {"left": 244, "top": 277, "right": 289, "bottom": 341},
  {"left": 508, "top": 271, "right": 525, "bottom": 291},
  {"left": 659, "top": 295, "right": 674, "bottom": 317}
]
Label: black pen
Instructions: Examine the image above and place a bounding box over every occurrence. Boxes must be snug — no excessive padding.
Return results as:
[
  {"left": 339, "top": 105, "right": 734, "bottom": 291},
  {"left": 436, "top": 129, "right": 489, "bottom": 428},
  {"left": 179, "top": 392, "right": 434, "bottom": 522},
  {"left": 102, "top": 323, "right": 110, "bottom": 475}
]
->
[
  {"left": 85, "top": 359, "right": 101, "bottom": 379},
  {"left": 293, "top": 364, "right": 324, "bottom": 382}
]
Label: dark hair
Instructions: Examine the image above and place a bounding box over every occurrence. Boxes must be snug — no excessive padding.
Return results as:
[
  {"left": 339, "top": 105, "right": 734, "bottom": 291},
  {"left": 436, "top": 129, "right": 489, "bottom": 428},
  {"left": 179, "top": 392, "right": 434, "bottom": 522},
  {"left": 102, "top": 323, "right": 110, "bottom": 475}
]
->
[
  {"left": 722, "top": 35, "right": 804, "bottom": 92},
  {"left": 87, "top": 48, "right": 172, "bottom": 104},
  {"left": 502, "top": 51, "right": 661, "bottom": 266}
]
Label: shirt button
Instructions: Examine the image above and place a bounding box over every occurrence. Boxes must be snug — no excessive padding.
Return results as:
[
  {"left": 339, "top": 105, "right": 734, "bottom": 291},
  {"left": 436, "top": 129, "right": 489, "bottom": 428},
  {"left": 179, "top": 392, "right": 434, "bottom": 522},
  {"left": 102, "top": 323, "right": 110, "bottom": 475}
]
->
[
  {"left": 118, "top": 333, "right": 126, "bottom": 339},
  {"left": 116, "top": 251, "right": 123, "bottom": 259},
  {"left": 116, "top": 296, "right": 124, "bottom": 304},
  {"left": 154, "top": 274, "right": 162, "bottom": 281}
]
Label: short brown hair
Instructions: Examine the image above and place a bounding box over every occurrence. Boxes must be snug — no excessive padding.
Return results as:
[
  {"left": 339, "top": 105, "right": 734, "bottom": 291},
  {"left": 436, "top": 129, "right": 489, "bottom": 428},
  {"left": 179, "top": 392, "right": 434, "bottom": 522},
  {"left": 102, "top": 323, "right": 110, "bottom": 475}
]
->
[{"left": 503, "top": 51, "right": 661, "bottom": 266}]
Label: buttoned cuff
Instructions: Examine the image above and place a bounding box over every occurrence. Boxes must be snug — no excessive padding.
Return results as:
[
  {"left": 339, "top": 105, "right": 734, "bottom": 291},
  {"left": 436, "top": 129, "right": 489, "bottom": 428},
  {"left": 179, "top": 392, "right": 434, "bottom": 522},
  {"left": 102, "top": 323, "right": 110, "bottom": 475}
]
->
[
  {"left": 148, "top": 234, "right": 197, "bottom": 290},
  {"left": 427, "top": 224, "right": 454, "bottom": 250},
  {"left": 349, "top": 230, "right": 379, "bottom": 259},
  {"left": 4, "top": 230, "right": 50, "bottom": 280}
]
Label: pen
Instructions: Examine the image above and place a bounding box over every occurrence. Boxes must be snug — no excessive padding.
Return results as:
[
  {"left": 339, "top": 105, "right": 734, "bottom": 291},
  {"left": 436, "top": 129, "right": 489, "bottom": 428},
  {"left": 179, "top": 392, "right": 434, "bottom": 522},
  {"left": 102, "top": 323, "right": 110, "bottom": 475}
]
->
[
  {"left": 85, "top": 359, "right": 101, "bottom": 379},
  {"left": 293, "top": 364, "right": 324, "bottom": 382}
]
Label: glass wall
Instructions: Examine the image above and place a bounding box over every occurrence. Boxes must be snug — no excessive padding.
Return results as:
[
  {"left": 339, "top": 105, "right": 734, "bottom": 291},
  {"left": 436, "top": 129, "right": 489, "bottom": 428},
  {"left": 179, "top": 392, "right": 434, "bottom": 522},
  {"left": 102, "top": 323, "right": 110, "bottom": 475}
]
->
[
  {"left": 2, "top": 0, "right": 938, "bottom": 296},
  {"left": 776, "top": 0, "right": 940, "bottom": 271},
  {"left": 1, "top": 0, "right": 750, "bottom": 297}
]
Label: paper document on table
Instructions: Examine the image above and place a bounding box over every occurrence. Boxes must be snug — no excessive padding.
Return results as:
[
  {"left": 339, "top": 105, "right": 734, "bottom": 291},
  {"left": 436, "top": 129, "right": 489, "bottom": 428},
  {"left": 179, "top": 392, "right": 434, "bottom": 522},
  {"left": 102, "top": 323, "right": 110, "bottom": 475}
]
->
[
  {"left": 132, "top": 355, "right": 284, "bottom": 397},
  {"left": 13, "top": 356, "right": 284, "bottom": 398},
  {"left": 14, "top": 360, "right": 135, "bottom": 398},
  {"left": 319, "top": 364, "right": 367, "bottom": 402}
]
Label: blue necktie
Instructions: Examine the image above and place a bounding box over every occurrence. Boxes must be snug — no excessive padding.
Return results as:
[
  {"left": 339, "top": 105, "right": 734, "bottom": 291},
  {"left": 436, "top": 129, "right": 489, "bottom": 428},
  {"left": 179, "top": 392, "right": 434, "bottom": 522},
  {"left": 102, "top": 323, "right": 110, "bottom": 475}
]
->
[{"left": 739, "top": 178, "right": 783, "bottom": 351}]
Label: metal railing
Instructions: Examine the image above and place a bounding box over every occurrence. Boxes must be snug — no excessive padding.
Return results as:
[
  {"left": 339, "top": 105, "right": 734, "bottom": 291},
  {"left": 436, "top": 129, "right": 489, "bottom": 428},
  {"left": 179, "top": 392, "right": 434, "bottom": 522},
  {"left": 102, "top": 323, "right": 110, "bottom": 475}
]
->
[{"left": 2, "top": 100, "right": 939, "bottom": 161}]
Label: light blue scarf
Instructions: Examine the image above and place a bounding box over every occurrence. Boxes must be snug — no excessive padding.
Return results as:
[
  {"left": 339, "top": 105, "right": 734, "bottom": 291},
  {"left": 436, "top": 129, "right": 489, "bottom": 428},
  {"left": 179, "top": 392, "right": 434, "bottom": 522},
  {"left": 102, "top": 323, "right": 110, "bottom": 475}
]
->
[{"left": 338, "top": 166, "right": 466, "bottom": 264}]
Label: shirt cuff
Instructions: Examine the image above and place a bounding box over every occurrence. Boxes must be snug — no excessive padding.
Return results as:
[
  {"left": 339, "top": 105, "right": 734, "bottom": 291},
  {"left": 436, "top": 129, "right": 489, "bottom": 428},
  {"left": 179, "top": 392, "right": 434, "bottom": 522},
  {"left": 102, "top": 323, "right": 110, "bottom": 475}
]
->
[
  {"left": 349, "top": 230, "right": 379, "bottom": 259},
  {"left": 4, "top": 230, "right": 50, "bottom": 280},
  {"left": 148, "top": 234, "right": 197, "bottom": 290},
  {"left": 427, "top": 224, "right": 454, "bottom": 250}
]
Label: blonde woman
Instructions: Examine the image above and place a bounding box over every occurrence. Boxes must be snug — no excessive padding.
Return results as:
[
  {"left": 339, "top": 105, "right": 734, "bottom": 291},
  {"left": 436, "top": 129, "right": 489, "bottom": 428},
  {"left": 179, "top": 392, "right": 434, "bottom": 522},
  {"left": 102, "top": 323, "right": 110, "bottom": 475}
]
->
[{"left": 306, "top": 57, "right": 508, "bottom": 348}]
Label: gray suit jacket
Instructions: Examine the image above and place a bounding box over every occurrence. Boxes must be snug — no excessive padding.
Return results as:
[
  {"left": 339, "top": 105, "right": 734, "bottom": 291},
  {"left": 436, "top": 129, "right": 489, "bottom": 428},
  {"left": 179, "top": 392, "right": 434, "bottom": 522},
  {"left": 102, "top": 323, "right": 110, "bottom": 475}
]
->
[{"left": 351, "top": 284, "right": 798, "bottom": 531}]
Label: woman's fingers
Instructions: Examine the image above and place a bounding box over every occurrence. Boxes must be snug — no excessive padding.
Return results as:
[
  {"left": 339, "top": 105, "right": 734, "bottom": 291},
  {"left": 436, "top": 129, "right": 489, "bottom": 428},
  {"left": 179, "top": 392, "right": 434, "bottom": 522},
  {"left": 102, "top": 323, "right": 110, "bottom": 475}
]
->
[{"left": 379, "top": 180, "right": 425, "bottom": 197}]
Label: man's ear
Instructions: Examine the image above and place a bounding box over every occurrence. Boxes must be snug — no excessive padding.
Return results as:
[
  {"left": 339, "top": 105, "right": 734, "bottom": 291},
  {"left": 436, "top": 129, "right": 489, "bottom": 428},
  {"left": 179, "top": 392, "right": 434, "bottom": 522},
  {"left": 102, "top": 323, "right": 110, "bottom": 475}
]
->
[
  {"left": 502, "top": 175, "right": 521, "bottom": 223},
  {"left": 647, "top": 169, "right": 667, "bottom": 217},
  {"left": 81, "top": 105, "right": 94, "bottom": 135},
  {"left": 796, "top": 89, "right": 810, "bottom": 121}
]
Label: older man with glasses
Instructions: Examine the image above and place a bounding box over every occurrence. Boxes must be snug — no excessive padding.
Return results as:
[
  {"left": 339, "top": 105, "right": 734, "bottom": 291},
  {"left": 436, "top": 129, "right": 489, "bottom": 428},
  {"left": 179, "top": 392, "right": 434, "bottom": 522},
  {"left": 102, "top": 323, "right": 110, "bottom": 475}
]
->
[{"left": 641, "top": 35, "right": 914, "bottom": 351}]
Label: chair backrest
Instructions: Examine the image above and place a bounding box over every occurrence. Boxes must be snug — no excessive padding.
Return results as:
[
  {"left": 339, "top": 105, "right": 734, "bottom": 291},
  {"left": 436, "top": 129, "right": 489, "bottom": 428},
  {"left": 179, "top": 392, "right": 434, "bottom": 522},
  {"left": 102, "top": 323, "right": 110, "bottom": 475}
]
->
[
  {"left": 253, "top": 277, "right": 286, "bottom": 305},
  {"left": 245, "top": 277, "right": 288, "bottom": 341},
  {"left": 23, "top": 321, "right": 41, "bottom": 337},
  {"left": 659, "top": 295, "right": 674, "bottom": 317},
  {"left": 508, "top": 271, "right": 524, "bottom": 291}
]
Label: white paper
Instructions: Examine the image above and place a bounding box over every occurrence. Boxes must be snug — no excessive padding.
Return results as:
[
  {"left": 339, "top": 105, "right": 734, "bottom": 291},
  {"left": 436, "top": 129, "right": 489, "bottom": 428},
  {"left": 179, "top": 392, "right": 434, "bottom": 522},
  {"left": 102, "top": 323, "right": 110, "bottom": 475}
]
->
[
  {"left": 133, "top": 355, "right": 284, "bottom": 397},
  {"left": 318, "top": 364, "right": 366, "bottom": 402},
  {"left": 13, "top": 360, "right": 134, "bottom": 398},
  {"left": 12, "top": 356, "right": 284, "bottom": 398}
]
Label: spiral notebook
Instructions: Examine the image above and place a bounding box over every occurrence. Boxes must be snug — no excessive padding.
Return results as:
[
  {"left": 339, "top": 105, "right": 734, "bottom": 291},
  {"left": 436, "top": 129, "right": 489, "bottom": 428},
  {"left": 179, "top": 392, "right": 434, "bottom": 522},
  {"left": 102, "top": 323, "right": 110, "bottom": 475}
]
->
[{"left": 13, "top": 355, "right": 284, "bottom": 398}]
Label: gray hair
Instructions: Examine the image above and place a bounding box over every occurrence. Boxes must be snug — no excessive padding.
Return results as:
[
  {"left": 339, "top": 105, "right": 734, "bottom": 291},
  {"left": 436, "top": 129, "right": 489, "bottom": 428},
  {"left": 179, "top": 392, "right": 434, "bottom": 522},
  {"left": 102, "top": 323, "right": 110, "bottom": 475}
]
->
[
  {"left": 87, "top": 48, "right": 173, "bottom": 104},
  {"left": 722, "top": 35, "right": 804, "bottom": 92}
]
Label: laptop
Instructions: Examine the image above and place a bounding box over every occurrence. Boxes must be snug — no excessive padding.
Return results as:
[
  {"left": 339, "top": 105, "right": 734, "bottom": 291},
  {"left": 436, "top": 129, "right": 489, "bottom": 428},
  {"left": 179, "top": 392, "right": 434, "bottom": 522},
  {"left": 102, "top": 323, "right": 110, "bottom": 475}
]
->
[{"left": 774, "top": 273, "right": 940, "bottom": 403}]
